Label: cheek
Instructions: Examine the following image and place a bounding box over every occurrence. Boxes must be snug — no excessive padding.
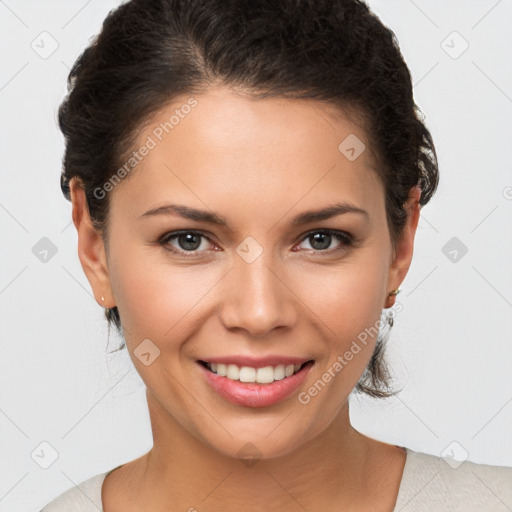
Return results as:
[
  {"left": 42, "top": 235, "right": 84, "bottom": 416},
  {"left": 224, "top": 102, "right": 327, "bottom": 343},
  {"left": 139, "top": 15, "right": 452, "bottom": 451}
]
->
[
  {"left": 295, "top": 255, "right": 386, "bottom": 332},
  {"left": 108, "top": 245, "right": 226, "bottom": 341},
  {"left": 293, "top": 255, "right": 388, "bottom": 378}
]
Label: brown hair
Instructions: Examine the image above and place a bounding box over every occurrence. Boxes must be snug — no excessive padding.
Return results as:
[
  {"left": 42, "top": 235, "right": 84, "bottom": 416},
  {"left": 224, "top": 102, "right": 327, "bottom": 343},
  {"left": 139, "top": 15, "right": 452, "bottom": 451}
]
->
[{"left": 58, "top": 0, "right": 439, "bottom": 399}]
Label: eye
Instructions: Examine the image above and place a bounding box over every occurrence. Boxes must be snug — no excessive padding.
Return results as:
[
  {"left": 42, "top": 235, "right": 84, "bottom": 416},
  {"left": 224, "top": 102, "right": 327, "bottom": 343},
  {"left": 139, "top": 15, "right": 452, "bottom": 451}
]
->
[
  {"left": 295, "top": 229, "right": 354, "bottom": 253},
  {"left": 158, "top": 230, "right": 216, "bottom": 256},
  {"left": 157, "top": 228, "right": 354, "bottom": 257}
]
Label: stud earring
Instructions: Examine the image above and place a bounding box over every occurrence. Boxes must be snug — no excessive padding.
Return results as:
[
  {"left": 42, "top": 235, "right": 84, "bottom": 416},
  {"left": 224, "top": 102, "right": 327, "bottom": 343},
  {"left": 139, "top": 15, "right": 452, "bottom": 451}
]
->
[{"left": 388, "top": 288, "right": 401, "bottom": 296}]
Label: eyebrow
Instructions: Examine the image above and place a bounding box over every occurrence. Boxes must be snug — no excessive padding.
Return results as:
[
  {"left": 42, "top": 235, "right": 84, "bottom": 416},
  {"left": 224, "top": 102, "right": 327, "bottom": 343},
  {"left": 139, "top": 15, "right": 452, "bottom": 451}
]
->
[{"left": 140, "top": 202, "right": 369, "bottom": 227}]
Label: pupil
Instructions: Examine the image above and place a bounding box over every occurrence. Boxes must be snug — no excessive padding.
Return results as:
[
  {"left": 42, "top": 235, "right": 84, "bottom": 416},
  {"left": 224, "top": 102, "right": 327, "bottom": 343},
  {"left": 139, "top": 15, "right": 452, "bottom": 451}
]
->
[
  {"left": 179, "top": 233, "right": 201, "bottom": 250},
  {"left": 311, "top": 233, "right": 330, "bottom": 250}
]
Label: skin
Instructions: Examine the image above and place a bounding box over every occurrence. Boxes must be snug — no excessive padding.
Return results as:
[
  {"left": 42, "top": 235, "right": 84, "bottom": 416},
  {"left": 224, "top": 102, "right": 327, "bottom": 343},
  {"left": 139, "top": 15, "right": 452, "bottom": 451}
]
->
[{"left": 70, "top": 85, "right": 420, "bottom": 511}]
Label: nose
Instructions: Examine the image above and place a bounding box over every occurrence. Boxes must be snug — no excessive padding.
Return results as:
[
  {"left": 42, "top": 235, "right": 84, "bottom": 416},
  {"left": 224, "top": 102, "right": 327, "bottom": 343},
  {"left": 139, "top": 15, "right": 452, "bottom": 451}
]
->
[{"left": 218, "top": 250, "right": 297, "bottom": 337}]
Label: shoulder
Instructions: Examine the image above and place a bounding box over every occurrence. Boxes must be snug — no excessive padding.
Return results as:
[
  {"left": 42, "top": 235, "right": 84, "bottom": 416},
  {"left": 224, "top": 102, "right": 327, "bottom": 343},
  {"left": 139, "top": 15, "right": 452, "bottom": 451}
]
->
[
  {"left": 39, "top": 466, "right": 121, "bottom": 512},
  {"left": 394, "top": 447, "right": 512, "bottom": 512}
]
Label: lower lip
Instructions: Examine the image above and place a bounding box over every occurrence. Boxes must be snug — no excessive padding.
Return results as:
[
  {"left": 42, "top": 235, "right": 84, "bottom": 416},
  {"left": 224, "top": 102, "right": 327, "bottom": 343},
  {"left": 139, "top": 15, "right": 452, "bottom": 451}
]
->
[{"left": 197, "top": 361, "right": 314, "bottom": 408}]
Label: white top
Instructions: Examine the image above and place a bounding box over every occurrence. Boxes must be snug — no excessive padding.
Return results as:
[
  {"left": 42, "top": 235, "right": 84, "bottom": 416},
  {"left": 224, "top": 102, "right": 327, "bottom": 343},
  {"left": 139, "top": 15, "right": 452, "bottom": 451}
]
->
[{"left": 40, "top": 447, "right": 512, "bottom": 511}]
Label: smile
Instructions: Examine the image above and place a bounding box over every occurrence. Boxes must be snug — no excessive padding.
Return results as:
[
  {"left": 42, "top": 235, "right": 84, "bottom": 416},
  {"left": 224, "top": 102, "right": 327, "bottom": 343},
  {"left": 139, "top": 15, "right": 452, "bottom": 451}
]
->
[
  {"left": 200, "top": 361, "right": 310, "bottom": 384},
  {"left": 197, "top": 360, "right": 315, "bottom": 407}
]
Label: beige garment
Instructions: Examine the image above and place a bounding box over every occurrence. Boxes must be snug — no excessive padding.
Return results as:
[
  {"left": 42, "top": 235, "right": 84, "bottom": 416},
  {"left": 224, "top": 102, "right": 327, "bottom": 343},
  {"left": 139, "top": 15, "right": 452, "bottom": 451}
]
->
[{"left": 40, "top": 447, "right": 512, "bottom": 511}]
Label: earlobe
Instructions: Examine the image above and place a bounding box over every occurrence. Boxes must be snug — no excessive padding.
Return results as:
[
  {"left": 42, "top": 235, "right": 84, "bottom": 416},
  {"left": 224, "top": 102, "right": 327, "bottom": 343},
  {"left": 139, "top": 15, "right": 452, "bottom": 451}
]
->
[
  {"left": 69, "top": 178, "right": 114, "bottom": 308},
  {"left": 384, "top": 186, "right": 421, "bottom": 308}
]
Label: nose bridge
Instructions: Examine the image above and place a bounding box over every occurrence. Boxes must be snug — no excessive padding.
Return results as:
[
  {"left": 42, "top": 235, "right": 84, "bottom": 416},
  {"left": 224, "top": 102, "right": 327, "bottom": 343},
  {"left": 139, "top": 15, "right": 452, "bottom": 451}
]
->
[{"left": 220, "top": 242, "right": 295, "bottom": 335}]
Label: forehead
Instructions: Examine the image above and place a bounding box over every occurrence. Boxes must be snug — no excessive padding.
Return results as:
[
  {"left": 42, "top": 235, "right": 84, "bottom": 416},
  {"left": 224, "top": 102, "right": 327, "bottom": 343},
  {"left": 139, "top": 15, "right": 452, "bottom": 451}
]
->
[{"left": 110, "top": 85, "right": 384, "bottom": 222}]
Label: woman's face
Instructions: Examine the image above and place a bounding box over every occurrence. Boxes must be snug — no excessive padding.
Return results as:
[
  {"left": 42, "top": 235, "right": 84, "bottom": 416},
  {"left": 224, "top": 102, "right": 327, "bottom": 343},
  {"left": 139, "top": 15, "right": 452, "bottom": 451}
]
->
[{"left": 74, "top": 85, "right": 419, "bottom": 460}]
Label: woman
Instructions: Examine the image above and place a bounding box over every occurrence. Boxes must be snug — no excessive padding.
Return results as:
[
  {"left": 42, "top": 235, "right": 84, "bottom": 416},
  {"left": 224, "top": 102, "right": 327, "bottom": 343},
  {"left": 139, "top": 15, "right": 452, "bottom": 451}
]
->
[{"left": 41, "top": 0, "right": 512, "bottom": 510}]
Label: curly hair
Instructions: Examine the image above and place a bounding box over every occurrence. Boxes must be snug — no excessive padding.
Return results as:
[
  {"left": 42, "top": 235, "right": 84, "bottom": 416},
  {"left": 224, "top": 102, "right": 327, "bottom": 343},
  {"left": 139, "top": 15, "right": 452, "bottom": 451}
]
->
[{"left": 58, "top": 0, "right": 439, "bottom": 399}]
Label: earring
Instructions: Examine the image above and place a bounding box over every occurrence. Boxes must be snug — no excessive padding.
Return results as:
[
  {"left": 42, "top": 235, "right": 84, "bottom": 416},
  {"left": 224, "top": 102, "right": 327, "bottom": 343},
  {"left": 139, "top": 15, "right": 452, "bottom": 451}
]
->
[
  {"left": 386, "top": 287, "right": 401, "bottom": 310},
  {"left": 387, "top": 309, "right": 394, "bottom": 328},
  {"left": 101, "top": 295, "right": 112, "bottom": 354}
]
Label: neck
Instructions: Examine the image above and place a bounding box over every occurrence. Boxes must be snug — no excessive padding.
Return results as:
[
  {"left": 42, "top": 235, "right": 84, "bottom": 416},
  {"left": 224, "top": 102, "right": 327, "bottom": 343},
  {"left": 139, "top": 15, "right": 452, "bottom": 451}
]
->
[{"left": 136, "top": 389, "right": 375, "bottom": 511}]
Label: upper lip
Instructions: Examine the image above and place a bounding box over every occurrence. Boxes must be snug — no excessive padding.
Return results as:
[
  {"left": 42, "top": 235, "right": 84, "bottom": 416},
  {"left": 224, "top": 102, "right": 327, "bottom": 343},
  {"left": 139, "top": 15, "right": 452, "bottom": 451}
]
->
[{"left": 199, "top": 355, "right": 312, "bottom": 369}]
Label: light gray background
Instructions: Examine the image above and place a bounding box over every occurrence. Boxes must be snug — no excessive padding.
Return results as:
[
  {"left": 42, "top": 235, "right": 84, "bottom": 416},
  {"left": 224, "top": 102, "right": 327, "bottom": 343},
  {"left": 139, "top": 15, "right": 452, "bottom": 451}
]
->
[{"left": 1, "top": 1, "right": 511, "bottom": 510}]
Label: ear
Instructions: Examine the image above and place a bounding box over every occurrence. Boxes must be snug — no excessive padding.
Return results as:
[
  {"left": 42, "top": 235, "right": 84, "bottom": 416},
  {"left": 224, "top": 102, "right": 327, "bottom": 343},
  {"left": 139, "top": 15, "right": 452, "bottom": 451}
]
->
[
  {"left": 69, "top": 178, "right": 115, "bottom": 308},
  {"left": 384, "top": 186, "right": 422, "bottom": 309}
]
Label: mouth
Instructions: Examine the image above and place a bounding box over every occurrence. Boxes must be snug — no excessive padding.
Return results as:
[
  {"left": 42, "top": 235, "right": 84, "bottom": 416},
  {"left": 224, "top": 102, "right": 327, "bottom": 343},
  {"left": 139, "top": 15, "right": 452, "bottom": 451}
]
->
[
  {"left": 198, "top": 359, "right": 314, "bottom": 385},
  {"left": 197, "top": 358, "right": 315, "bottom": 407}
]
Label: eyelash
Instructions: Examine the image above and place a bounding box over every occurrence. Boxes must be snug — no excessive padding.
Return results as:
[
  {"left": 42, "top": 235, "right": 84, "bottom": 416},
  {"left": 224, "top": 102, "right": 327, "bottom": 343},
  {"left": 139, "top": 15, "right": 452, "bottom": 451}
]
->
[{"left": 157, "top": 229, "right": 354, "bottom": 258}]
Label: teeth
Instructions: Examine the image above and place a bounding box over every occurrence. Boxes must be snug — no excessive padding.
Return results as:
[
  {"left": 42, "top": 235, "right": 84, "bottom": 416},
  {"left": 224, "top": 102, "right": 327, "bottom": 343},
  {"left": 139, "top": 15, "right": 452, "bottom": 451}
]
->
[
  {"left": 227, "top": 364, "right": 240, "bottom": 380},
  {"left": 205, "top": 362, "right": 305, "bottom": 384}
]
